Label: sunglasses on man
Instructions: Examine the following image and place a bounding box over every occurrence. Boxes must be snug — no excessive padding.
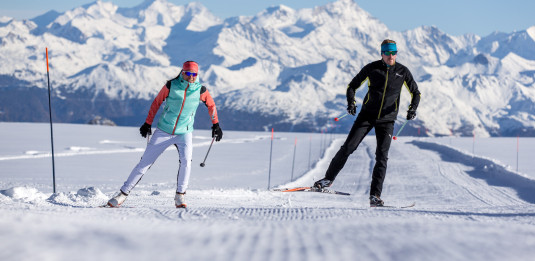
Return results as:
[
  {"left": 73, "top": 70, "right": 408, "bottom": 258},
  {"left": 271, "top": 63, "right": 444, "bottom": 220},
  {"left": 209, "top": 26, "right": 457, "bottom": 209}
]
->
[{"left": 381, "top": 51, "right": 397, "bottom": 56}]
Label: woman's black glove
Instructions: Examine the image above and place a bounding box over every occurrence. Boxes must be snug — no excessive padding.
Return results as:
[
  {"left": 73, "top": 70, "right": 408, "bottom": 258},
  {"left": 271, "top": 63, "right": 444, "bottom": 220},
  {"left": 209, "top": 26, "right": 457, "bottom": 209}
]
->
[
  {"left": 139, "top": 122, "right": 152, "bottom": 138},
  {"left": 211, "top": 123, "right": 223, "bottom": 142}
]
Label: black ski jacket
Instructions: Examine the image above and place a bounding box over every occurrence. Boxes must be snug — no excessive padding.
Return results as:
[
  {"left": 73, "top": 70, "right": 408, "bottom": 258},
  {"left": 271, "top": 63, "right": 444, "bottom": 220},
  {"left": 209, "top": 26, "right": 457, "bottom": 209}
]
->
[{"left": 347, "top": 60, "right": 421, "bottom": 122}]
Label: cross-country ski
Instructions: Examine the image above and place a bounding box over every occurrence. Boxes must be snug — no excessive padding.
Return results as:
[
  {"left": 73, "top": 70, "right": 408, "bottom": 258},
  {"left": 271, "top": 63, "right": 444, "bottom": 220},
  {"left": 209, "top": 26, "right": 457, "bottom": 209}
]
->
[
  {"left": 371, "top": 202, "right": 416, "bottom": 209},
  {"left": 273, "top": 186, "right": 351, "bottom": 195}
]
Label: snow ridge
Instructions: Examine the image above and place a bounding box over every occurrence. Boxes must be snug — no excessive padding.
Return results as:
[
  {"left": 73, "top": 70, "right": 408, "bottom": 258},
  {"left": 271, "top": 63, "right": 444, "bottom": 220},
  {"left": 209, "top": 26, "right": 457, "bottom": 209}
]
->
[{"left": 0, "top": 0, "right": 534, "bottom": 136}]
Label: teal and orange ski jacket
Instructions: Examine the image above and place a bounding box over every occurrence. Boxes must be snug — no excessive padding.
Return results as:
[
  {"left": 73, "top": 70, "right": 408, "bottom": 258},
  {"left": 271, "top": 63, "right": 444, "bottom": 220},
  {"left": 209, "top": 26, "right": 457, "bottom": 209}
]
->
[{"left": 144, "top": 75, "right": 218, "bottom": 135}]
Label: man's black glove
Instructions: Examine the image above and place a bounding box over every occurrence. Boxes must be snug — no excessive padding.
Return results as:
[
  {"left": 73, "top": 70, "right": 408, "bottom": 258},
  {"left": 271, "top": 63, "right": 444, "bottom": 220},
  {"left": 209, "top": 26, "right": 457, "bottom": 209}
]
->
[
  {"left": 406, "top": 108, "right": 417, "bottom": 120},
  {"left": 347, "top": 102, "right": 357, "bottom": 116},
  {"left": 139, "top": 122, "right": 152, "bottom": 138},
  {"left": 211, "top": 123, "right": 223, "bottom": 142}
]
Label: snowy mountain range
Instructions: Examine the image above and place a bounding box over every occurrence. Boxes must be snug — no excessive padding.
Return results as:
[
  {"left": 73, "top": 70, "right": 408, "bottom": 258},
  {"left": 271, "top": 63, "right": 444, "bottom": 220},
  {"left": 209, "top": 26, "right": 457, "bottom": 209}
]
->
[{"left": 1, "top": 0, "right": 534, "bottom": 136}]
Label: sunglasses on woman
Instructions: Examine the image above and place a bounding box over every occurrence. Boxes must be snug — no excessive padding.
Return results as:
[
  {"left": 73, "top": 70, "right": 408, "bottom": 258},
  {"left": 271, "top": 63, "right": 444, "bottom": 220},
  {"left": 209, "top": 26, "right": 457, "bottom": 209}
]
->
[{"left": 184, "top": 71, "right": 197, "bottom": 77}]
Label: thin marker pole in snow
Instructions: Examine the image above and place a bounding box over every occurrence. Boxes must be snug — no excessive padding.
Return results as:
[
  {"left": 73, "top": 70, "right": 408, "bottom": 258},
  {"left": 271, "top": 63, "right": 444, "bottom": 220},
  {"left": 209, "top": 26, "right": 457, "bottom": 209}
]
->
[
  {"left": 268, "top": 128, "right": 273, "bottom": 190},
  {"left": 46, "top": 48, "right": 57, "bottom": 194},
  {"left": 308, "top": 135, "right": 312, "bottom": 170},
  {"left": 329, "top": 125, "right": 334, "bottom": 144},
  {"left": 320, "top": 129, "right": 324, "bottom": 157},
  {"left": 450, "top": 128, "right": 453, "bottom": 145},
  {"left": 291, "top": 137, "right": 297, "bottom": 182},
  {"left": 472, "top": 131, "right": 475, "bottom": 156},
  {"left": 517, "top": 135, "right": 519, "bottom": 172}
]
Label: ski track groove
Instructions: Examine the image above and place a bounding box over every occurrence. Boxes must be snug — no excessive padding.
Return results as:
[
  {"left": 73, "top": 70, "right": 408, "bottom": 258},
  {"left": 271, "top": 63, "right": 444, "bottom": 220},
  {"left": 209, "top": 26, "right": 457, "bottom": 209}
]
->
[
  {"left": 171, "top": 207, "right": 353, "bottom": 222},
  {"left": 95, "top": 205, "right": 436, "bottom": 223},
  {"left": 432, "top": 148, "right": 525, "bottom": 207},
  {"left": 436, "top": 162, "right": 495, "bottom": 207}
]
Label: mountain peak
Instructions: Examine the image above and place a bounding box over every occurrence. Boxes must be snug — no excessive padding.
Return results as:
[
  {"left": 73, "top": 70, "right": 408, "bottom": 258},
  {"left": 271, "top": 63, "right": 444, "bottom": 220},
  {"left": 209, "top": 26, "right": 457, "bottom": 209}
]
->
[
  {"left": 52, "top": 0, "right": 117, "bottom": 26},
  {"left": 527, "top": 26, "right": 535, "bottom": 41},
  {"left": 265, "top": 4, "right": 295, "bottom": 14},
  {"left": 321, "top": 0, "right": 364, "bottom": 15},
  {"left": 0, "top": 16, "right": 12, "bottom": 23},
  {"left": 251, "top": 4, "right": 296, "bottom": 28},
  {"left": 116, "top": 0, "right": 220, "bottom": 29},
  {"left": 118, "top": 0, "right": 180, "bottom": 21},
  {"left": 30, "top": 10, "right": 61, "bottom": 28},
  {"left": 85, "top": 1, "right": 118, "bottom": 18}
]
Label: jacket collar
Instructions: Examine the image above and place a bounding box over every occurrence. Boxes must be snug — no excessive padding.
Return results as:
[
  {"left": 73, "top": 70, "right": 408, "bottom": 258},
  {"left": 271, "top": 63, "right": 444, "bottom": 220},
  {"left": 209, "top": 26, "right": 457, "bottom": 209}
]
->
[{"left": 381, "top": 59, "right": 396, "bottom": 70}]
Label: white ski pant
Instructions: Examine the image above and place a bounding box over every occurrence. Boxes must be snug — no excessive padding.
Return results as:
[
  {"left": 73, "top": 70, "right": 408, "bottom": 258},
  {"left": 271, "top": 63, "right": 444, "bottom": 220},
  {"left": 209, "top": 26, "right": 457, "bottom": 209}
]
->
[{"left": 121, "top": 129, "right": 193, "bottom": 194}]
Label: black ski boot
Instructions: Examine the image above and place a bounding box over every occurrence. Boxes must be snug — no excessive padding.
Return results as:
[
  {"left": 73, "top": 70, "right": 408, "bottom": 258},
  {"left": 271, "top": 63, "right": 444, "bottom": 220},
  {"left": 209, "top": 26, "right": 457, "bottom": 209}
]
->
[
  {"left": 369, "top": 195, "right": 384, "bottom": 207},
  {"left": 313, "top": 178, "right": 333, "bottom": 190}
]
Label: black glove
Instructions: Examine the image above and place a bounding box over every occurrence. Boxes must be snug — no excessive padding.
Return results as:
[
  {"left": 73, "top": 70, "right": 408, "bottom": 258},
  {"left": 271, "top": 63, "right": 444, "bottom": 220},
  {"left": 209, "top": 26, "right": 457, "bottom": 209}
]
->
[
  {"left": 347, "top": 102, "right": 357, "bottom": 116},
  {"left": 406, "top": 109, "right": 417, "bottom": 120},
  {"left": 211, "top": 123, "right": 223, "bottom": 142},
  {"left": 139, "top": 122, "right": 152, "bottom": 138}
]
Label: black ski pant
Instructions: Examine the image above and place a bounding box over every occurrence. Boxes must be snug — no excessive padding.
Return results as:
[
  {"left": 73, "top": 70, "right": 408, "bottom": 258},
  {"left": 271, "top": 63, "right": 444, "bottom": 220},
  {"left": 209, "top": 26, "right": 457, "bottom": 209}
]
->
[{"left": 324, "top": 114, "right": 395, "bottom": 197}]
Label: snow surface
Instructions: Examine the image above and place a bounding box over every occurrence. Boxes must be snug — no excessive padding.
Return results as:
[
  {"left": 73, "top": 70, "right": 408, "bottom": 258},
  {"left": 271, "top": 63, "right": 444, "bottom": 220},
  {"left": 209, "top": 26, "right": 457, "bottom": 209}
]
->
[{"left": 1, "top": 122, "right": 535, "bottom": 260}]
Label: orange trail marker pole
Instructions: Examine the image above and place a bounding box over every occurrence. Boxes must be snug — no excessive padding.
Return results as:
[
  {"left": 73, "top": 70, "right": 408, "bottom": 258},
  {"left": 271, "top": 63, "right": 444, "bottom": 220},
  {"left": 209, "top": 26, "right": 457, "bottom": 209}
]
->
[{"left": 46, "top": 48, "right": 57, "bottom": 193}]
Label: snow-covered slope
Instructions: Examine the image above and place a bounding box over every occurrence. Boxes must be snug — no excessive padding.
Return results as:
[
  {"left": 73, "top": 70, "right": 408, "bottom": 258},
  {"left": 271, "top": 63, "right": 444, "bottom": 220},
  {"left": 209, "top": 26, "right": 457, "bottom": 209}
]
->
[
  {"left": 0, "top": 0, "right": 534, "bottom": 136},
  {"left": 1, "top": 122, "right": 535, "bottom": 260}
]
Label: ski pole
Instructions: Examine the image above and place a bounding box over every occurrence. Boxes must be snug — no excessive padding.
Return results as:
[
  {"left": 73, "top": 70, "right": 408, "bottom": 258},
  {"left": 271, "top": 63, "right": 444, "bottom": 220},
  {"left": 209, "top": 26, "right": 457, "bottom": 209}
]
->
[
  {"left": 393, "top": 120, "right": 409, "bottom": 140},
  {"left": 200, "top": 137, "right": 216, "bottom": 167},
  {"left": 334, "top": 113, "right": 349, "bottom": 121},
  {"left": 268, "top": 128, "right": 274, "bottom": 189}
]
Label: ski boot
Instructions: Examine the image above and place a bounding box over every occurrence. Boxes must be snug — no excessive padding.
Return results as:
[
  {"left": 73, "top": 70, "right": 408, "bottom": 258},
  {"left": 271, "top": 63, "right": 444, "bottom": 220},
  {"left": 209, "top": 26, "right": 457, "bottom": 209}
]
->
[
  {"left": 369, "top": 195, "right": 384, "bottom": 207},
  {"left": 313, "top": 178, "right": 333, "bottom": 191},
  {"left": 175, "top": 192, "right": 187, "bottom": 208},
  {"left": 107, "top": 190, "right": 128, "bottom": 207}
]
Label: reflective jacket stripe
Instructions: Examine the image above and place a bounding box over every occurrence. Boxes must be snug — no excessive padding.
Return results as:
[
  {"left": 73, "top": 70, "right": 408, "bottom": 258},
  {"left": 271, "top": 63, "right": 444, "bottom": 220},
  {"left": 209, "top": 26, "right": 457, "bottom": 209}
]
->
[
  {"left": 377, "top": 70, "right": 389, "bottom": 119},
  {"left": 171, "top": 84, "right": 189, "bottom": 134}
]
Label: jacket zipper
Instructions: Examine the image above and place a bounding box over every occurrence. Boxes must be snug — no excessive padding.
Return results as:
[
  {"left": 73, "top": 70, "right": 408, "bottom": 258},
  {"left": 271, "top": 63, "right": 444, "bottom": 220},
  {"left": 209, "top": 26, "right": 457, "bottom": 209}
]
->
[
  {"left": 172, "top": 83, "right": 189, "bottom": 134},
  {"left": 377, "top": 70, "right": 389, "bottom": 119}
]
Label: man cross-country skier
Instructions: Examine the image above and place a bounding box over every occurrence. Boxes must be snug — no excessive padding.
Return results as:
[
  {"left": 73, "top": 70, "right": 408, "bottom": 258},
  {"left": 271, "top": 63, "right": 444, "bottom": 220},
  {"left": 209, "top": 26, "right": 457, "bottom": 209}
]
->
[
  {"left": 107, "top": 61, "right": 223, "bottom": 208},
  {"left": 313, "top": 39, "right": 421, "bottom": 207}
]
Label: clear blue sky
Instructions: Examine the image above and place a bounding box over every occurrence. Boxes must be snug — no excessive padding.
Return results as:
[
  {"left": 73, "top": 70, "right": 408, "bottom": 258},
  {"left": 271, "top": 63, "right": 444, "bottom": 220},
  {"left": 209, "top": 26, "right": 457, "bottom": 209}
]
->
[{"left": 1, "top": 0, "right": 534, "bottom": 36}]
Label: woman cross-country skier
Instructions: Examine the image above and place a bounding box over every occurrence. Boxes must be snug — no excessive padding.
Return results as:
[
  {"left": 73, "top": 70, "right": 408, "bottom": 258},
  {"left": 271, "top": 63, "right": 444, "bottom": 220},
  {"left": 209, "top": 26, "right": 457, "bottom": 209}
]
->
[
  {"left": 107, "top": 61, "right": 223, "bottom": 208},
  {"left": 313, "top": 39, "right": 421, "bottom": 207}
]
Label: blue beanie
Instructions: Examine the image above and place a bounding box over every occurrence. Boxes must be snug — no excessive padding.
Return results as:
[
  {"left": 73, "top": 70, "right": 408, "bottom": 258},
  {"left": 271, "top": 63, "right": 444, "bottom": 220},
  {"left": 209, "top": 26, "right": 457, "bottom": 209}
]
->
[{"left": 381, "top": 43, "right": 397, "bottom": 52}]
